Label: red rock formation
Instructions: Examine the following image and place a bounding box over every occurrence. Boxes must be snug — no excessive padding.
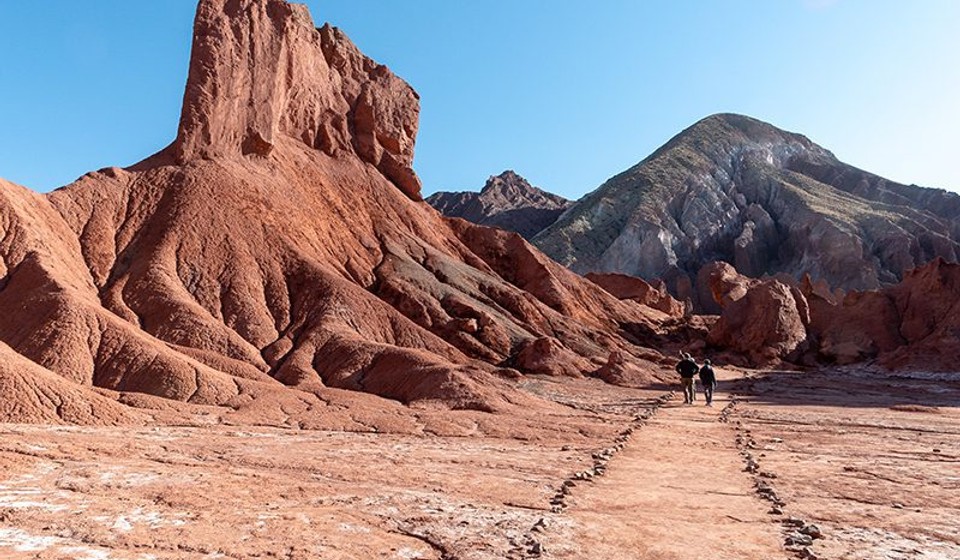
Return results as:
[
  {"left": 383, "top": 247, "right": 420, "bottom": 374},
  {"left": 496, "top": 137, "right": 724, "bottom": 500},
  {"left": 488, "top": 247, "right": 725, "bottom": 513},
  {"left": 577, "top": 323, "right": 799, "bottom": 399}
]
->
[
  {"left": 512, "top": 337, "right": 593, "bottom": 377},
  {"left": 698, "top": 261, "right": 757, "bottom": 313},
  {"left": 0, "top": 342, "right": 144, "bottom": 425},
  {"left": 805, "top": 289, "right": 904, "bottom": 365},
  {"left": 585, "top": 272, "right": 684, "bottom": 317},
  {"left": 806, "top": 258, "right": 960, "bottom": 370},
  {"left": 175, "top": 0, "right": 421, "bottom": 199},
  {"left": 707, "top": 279, "right": 810, "bottom": 366},
  {"left": 881, "top": 259, "right": 960, "bottom": 370},
  {"left": 0, "top": 0, "right": 674, "bottom": 424},
  {"left": 702, "top": 257, "right": 960, "bottom": 370},
  {"left": 696, "top": 262, "right": 809, "bottom": 365},
  {"left": 593, "top": 350, "right": 663, "bottom": 386}
]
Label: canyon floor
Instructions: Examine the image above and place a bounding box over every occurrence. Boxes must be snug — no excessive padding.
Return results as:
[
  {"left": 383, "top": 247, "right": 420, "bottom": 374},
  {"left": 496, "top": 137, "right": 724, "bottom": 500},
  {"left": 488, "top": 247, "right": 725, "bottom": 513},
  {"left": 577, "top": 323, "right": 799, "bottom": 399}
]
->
[{"left": 0, "top": 368, "right": 957, "bottom": 560}]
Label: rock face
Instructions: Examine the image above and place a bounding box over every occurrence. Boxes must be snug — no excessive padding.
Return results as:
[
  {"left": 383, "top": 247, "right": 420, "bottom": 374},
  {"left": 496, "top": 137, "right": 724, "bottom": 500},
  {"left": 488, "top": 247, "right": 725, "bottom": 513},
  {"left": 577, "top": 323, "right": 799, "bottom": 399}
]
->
[
  {"left": 585, "top": 273, "right": 684, "bottom": 317},
  {"left": 0, "top": 0, "right": 675, "bottom": 424},
  {"left": 807, "top": 258, "right": 960, "bottom": 370},
  {"left": 696, "top": 258, "right": 960, "bottom": 369},
  {"left": 534, "top": 113, "right": 960, "bottom": 304},
  {"left": 427, "top": 170, "right": 572, "bottom": 239},
  {"left": 706, "top": 275, "right": 810, "bottom": 366},
  {"left": 175, "top": 0, "right": 422, "bottom": 199}
]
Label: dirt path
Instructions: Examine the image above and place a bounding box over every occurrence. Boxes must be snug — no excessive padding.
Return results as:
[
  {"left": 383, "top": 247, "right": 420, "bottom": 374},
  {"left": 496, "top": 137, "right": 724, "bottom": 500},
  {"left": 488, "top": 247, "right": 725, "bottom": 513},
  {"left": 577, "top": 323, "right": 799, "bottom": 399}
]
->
[{"left": 543, "top": 381, "right": 788, "bottom": 559}]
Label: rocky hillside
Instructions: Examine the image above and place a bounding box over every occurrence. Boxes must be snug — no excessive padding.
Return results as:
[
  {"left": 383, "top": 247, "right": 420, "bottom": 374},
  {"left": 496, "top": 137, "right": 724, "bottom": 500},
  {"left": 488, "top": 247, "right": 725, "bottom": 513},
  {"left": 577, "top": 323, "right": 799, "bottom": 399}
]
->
[
  {"left": 427, "top": 170, "right": 571, "bottom": 239},
  {"left": 534, "top": 113, "right": 960, "bottom": 306},
  {"left": 0, "top": 0, "right": 682, "bottom": 426}
]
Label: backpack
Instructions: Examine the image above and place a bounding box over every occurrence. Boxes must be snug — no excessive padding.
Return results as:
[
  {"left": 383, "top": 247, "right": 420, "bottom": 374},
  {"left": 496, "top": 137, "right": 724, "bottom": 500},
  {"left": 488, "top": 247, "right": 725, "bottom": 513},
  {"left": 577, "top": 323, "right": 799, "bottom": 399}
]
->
[{"left": 677, "top": 359, "right": 698, "bottom": 378}]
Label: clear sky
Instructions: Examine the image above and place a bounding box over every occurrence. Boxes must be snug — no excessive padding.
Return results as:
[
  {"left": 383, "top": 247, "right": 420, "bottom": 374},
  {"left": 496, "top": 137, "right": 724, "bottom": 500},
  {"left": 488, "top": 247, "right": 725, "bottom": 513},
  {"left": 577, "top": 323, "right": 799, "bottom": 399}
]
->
[{"left": 0, "top": 1, "right": 957, "bottom": 199}]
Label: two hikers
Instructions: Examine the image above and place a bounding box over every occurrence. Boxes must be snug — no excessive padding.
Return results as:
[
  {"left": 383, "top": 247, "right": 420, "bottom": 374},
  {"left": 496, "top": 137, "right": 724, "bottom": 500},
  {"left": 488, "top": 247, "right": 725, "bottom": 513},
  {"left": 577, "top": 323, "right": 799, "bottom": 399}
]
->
[{"left": 675, "top": 353, "right": 718, "bottom": 405}]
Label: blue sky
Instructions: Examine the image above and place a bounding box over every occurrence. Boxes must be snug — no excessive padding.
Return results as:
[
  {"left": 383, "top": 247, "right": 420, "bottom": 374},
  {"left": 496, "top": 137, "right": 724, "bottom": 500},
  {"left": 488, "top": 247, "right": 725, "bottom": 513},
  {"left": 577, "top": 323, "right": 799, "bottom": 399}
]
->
[{"left": 0, "top": 1, "right": 957, "bottom": 199}]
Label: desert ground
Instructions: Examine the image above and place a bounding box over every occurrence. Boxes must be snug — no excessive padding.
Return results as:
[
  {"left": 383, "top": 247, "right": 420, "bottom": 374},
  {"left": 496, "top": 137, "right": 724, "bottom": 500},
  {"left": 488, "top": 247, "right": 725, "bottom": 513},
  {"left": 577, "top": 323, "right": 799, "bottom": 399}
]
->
[{"left": 0, "top": 368, "right": 957, "bottom": 560}]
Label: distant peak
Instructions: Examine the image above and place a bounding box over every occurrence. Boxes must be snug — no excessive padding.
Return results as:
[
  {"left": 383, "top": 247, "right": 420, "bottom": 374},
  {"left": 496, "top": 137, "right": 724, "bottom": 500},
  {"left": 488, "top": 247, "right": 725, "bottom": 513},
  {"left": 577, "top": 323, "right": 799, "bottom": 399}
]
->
[
  {"left": 481, "top": 170, "right": 533, "bottom": 195},
  {"left": 493, "top": 169, "right": 524, "bottom": 181},
  {"left": 632, "top": 112, "right": 836, "bottom": 170},
  {"left": 427, "top": 170, "right": 571, "bottom": 239},
  {"left": 698, "top": 112, "right": 765, "bottom": 127},
  {"left": 683, "top": 112, "right": 818, "bottom": 148}
]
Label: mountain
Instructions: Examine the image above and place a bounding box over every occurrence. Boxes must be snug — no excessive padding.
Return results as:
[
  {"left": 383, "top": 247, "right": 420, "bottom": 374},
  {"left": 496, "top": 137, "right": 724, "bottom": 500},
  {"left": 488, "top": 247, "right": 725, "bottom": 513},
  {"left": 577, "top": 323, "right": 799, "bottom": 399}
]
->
[
  {"left": 427, "top": 170, "right": 572, "bottom": 239},
  {"left": 0, "top": 0, "right": 679, "bottom": 425},
  {"left": 533, "top": 113, "right": 960, "bottom": 309}
]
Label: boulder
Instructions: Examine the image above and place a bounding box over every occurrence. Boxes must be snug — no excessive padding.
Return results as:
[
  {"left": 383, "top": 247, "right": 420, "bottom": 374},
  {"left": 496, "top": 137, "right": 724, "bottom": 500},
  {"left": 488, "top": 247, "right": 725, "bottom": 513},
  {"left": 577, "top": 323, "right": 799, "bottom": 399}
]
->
[
  {"left": 708, "top": 278, "right": 810, "bottom": 366},
  {"left": 513, "top": 337, "right": 593, "bottom": 377},
  {"left": 697, "top": 261, "right": 757, "bottom": 313},
  {"left": 592, "top": 351, "right": 661, "bottom": 386}
]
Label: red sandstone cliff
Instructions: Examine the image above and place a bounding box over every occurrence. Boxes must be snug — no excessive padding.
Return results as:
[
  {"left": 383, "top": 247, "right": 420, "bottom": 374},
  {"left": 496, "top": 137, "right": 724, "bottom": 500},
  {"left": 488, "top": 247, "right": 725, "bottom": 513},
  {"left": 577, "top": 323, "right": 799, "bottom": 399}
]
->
[{"left": 0, "top": 0, "right": 675, "bottom": 425}]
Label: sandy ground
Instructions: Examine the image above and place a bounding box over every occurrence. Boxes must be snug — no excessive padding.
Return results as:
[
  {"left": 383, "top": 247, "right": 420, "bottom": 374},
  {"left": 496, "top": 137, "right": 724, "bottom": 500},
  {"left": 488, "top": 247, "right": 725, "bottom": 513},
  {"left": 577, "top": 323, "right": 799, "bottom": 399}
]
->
[
  {"left": 739, "top": 368, "right": 960, "bottom": 560},
  {"left": 0, "top": 369, "right": 957, "bottom": 559}
]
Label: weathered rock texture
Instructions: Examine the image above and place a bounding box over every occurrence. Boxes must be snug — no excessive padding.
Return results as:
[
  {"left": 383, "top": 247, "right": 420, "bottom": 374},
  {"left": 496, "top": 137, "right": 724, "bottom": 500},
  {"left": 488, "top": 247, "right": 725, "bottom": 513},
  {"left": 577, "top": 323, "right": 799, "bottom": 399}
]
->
[
  {"left": 427, "top": 170, "right": 572, "bottom": 239},
  {"left": 585, "top": 272, "right": 684, "bottom": 317},
  {"left": 0, "top": 0, "right": 676, "bottom": 425},
  {"left": 807, "top": 258, "right": 960, "bottom": 370},
  {"left": 175, "top": 0, "right": 422, "bottom": 199},
  {"left": 704, "top": 264, "right": 811, "bottom": 366},
  {"left": 535, "top": 113, "right": 960, "bottom": 306},
  {"left": 700, "top": 258, "right": 960, "bottom": 370}
]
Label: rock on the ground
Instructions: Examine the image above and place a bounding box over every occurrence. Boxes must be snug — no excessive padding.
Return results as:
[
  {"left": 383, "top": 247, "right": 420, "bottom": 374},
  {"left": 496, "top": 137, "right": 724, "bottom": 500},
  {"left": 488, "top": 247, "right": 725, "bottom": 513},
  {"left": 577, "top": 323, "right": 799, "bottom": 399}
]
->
[{"left": 702, "top": 264, "right": 810, "bottom": 366}]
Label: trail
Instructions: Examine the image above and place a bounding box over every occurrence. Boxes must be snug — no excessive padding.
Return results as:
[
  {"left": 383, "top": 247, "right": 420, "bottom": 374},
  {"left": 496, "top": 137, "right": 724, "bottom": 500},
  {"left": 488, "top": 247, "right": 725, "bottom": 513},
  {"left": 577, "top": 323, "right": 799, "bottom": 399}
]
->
[{"left": 545, "top": 381, "right": 788, "bottom": 559}]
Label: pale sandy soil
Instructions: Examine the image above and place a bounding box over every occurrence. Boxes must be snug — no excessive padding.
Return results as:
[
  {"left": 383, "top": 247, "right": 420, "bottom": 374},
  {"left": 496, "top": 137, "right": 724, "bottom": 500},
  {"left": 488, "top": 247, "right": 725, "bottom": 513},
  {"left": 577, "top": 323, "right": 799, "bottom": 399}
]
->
[{"left": 0, "top": 369, "right": 957, "bottom": 560}]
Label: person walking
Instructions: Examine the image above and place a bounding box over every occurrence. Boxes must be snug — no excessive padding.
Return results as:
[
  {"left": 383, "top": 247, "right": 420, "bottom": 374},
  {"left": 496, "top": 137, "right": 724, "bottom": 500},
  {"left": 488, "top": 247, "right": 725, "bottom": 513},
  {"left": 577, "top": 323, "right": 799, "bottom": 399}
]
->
[
  {"left": 675, "top": 352, "right": 699, "bottom": 404},
  {"left": 699, "top": 359, "right": 717, "bottom": 406}
]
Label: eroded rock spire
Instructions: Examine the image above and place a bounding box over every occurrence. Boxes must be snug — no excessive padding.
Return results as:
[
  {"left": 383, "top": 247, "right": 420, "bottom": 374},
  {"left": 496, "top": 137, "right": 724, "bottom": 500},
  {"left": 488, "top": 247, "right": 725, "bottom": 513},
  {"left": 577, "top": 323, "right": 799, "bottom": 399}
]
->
[{"left": 174, "top": 0, "right": 423, "bottom": 200}]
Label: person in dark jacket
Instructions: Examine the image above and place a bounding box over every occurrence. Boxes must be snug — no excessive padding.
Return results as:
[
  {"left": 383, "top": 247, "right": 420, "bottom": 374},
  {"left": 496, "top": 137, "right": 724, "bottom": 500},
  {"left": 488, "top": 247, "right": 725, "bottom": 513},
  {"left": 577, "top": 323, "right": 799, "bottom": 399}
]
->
[
  {"left": 699, "top": 359, "right": 717, "bottom": 406},
  {"left": 675, "top": 352, "right": 699, "bottom": 404}
]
